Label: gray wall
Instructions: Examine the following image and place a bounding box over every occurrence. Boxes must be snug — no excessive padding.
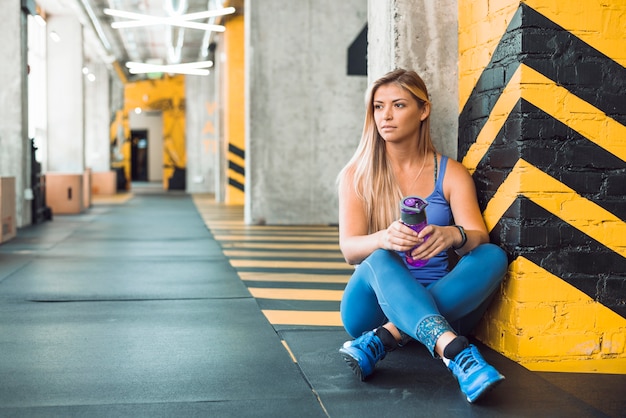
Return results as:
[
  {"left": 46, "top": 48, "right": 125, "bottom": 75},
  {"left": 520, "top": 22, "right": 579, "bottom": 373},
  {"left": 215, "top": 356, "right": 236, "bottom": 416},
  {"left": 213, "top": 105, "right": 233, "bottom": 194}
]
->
[
  {"left": 368, "top": 0, "right": 459, "bottom": 159},
  {"left": 245, "top": 0, "right": 368, "bottom": 225}
]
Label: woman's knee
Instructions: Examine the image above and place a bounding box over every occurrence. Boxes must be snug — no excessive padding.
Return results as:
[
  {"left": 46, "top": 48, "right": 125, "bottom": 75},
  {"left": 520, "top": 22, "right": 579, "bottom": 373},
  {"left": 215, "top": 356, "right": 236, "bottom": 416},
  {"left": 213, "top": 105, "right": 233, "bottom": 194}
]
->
[{"left": 471, "top": 243, "right": 508, "bottom": 279}]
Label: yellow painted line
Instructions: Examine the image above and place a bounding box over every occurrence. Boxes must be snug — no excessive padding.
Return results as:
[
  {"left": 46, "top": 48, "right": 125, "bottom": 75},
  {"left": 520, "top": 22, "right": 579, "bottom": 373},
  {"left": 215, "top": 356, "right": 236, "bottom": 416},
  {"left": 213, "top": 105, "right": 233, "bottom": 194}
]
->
[
  {"left": 524, "top": 0, "right": 626, "bottom": 68},
  {"left": 523, "top": 358, "right": 626, "bottom": 374},
  {"left": 483, "top": 159, "right": 626, "bottom": 256},
  {"left": 249, "top": 287, "right": 343, "bottom": 301},
  {"left": 281, "top": 340, "right": 298, "bottom": 363},
  {"left": 238, "top": 272, "right": 350, "bottom": 283},
  {"left": 262, "top": 310, "right": 342, "bottom": 327},
  {"left": 221, "top": 242, "right": 340, "bottom": 250},
  {"left": 212, "top": 226, "right": 338, "bottom": 232},
  {"left": 215, "top": 235, "right": 338, "bottom": 242},
  {"left": 223, "top": 250, "right": 344, "bottom": 259},
  {"left": 230, "top": 259, "right": 349, "bottom": 270}
]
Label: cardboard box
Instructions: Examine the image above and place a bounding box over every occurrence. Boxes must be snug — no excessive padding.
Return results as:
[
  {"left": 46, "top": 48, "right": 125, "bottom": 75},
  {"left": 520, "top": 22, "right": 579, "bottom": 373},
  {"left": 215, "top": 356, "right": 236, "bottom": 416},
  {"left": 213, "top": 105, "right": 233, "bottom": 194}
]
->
[
  {"left": 0, "top": 177, "right": 16, "bottom": 243},
  {"left": 91, "top": 171, "right": 117, "bottom": 196},
  {"left": 45, "top": 173, "right": 84, "bottom": 214}
]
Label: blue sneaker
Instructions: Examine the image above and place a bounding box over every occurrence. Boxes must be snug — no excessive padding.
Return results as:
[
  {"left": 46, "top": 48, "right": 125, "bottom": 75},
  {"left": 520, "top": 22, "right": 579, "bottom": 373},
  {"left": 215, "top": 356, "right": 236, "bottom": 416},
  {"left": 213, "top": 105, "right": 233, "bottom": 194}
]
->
[
  {"left": 339, "top": 331, "right": 386, "bottom": 381},
  {"left": 447, "top": 344, "right": 505, "bottom": 403}
]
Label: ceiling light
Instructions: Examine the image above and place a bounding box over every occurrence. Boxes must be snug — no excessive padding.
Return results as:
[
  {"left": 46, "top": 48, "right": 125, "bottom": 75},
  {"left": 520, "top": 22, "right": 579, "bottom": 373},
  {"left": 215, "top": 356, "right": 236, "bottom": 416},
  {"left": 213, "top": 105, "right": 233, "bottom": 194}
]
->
[
  {"left": 34, "top": 14, "right": 46, "bottom": 27},
  {"left": 104, "top": 7, "right": 234, "bottom": 32},
  {"left": 49, "top": 31, "right": 61, "bottom": 42},
  {"left": 125, "top": 60, "right": 213, "bottom": 76}
]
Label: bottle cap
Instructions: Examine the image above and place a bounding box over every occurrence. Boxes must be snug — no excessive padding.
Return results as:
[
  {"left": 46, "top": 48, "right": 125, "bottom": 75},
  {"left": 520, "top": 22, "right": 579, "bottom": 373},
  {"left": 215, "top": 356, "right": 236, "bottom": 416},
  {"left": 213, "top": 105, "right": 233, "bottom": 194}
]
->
[{"left": 400, "top": 196, "right": 428, "bottom": 225}]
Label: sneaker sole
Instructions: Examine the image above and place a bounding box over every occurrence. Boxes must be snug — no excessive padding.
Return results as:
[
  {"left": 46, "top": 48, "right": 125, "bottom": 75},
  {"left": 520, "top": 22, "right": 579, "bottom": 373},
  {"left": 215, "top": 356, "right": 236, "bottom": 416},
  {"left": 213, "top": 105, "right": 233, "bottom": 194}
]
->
[
  {"left": 466, "top": 375, "right": 505, "bottom": 403},
  {"left": 340, "top": 352, "right": 366, "bottom": 381}
]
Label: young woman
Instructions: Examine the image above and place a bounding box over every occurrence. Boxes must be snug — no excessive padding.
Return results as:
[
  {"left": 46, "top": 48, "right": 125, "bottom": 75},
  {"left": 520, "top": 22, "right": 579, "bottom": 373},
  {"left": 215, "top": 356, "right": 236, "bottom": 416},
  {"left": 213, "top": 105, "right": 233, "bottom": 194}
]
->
[{"left": 336, "top": 69, "right": 508, "bottom": 403}]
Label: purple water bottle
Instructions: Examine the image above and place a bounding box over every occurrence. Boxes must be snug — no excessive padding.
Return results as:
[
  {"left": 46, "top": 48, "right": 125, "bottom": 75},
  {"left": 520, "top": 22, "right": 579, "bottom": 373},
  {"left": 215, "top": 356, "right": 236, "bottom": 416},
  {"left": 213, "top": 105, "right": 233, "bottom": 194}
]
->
[{"left": 400, "top": 196, "right": 429, "bottom": 267}]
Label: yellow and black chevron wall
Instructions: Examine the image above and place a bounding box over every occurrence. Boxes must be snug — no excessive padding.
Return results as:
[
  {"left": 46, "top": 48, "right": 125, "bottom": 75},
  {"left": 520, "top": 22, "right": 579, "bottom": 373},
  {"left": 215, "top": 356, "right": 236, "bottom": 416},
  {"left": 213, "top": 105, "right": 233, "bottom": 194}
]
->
[
  {"left": 458, "top": 0, "right": 625, "bottom": 373},
  {"left": 223, "top": 15, "right": 245, "bottom": 205}
]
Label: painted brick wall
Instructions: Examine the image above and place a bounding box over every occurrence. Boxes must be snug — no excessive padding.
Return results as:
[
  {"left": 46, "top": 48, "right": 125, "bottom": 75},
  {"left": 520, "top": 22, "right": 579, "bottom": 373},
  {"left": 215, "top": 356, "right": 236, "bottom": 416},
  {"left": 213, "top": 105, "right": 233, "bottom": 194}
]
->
[{"left": 458, "top": 0, "right": 626, "bottom": 373}]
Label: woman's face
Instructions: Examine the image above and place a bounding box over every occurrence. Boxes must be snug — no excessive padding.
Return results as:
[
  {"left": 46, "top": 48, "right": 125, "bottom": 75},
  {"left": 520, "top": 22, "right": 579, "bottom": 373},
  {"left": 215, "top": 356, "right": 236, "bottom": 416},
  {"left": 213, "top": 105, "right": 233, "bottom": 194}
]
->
[{"left": 373, "top": 83, "right": 428, "bottom": 145}]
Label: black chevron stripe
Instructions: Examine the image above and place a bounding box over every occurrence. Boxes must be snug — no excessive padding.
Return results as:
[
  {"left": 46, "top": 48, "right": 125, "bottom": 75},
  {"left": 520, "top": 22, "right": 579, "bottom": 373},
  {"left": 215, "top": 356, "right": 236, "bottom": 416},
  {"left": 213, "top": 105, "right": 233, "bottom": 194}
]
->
[
  {"left": 472, "top": 99, "right": 626, "bottom": 219},
  {"left": 459, "top": 4, "right": 626, "bottom": 160},
  {"left": 491, "top": 196, "right": 626, "bottom": 319}
]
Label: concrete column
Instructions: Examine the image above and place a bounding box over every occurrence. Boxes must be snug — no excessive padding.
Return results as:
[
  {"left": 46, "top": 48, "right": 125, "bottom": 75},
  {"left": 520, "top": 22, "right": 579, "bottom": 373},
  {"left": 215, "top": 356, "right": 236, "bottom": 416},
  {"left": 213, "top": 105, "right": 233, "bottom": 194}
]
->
[
  {"left": 0, "top": 2, "right": 30, "bottom": 227},
  {"left": 84, "top": 62, "right": 111, "bottom": 173},
  {"left": 186, "top": 73, "right": 219, "bottom": 194},
  {"left": 245, "top": 0, "right": 368, "bottom": 224},
  {"left": 459, "top": 1, "right": 626, "bottom": 372},
  {"left": 46, "top": 14, "right": 85, "bottom": 173},
  {"left": 367, "top": 0, "right": 458, "bottom": 158}
]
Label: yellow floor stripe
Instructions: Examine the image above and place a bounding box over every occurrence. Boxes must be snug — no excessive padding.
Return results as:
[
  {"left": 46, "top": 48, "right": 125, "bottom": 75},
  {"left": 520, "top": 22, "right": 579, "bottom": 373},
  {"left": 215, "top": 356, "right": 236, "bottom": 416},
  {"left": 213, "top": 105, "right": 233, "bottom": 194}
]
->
[
  {"left": 214, "top": 234, "right": 338, "bottom": 242},
  {"left": 221, "top": 242, "right": 340, "bottom": 250},
  {"left": 249, "top": 288, "right": 343, "bottom": 301},
  {"left": 229, "top": 259, "right": 349, "bottom": 270},
  {"left": 193, "top": 194, "right": 347, "bottom": 328},
  {"left": 223, "top": 250, "right": 345, "bottom": 259},
  {"left": 238, "top": 272, "right": 350, "bottom": 284},
  {"left": 262, "top": 310, "right": 342, "bottom": 327}
]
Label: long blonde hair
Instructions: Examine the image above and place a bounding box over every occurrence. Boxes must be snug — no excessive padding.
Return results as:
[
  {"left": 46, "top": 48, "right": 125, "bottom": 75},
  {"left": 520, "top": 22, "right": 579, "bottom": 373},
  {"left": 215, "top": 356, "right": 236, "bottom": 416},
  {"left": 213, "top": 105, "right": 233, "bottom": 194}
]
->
[{"left": 337, "top": 69, "right": 437, "bottom": 233}]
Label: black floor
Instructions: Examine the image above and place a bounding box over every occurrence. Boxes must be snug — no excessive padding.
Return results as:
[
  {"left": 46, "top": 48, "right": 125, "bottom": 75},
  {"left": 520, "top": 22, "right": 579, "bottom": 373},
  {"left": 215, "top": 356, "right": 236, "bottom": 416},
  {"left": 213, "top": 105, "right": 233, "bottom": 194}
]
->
[{"left": 0, "top": 191, "right": 623, "bottom": 417}]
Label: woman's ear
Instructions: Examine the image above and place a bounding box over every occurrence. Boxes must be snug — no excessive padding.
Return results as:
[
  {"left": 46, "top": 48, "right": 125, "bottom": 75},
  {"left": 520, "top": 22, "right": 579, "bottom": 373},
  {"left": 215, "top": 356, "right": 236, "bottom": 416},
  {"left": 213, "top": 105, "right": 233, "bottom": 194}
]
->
[{"left": 420, "top": 102, "right": 431, "bottom": 121}]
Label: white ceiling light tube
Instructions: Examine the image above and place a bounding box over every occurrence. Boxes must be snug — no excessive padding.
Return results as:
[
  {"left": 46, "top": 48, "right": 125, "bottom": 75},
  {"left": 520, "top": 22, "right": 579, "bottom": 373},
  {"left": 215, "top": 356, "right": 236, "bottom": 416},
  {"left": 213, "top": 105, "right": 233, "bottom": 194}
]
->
[
  {"left": 126, "top": 60, "right": 213, "bottom": 76},
  {"left": 103, "top": 8, "right": 234, "bottom": 31}
]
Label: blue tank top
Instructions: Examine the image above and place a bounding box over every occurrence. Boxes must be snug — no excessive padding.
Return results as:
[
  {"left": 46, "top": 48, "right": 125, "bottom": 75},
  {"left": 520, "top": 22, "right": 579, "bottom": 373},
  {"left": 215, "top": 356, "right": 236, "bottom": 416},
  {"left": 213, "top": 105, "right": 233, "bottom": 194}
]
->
[{"left": 399, "top": 155, "right": 453, "bottom": 285}]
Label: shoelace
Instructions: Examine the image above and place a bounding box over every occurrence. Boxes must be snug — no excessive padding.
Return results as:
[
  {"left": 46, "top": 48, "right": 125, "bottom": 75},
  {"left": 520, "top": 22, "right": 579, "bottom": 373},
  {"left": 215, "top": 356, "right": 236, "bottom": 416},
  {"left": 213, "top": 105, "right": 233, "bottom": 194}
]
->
[
  {"left": 360, "top": 333, "right": 385, "bottom": 361},
  {"left": 454, "top": 347, "right": 484, "bottom": 373}
]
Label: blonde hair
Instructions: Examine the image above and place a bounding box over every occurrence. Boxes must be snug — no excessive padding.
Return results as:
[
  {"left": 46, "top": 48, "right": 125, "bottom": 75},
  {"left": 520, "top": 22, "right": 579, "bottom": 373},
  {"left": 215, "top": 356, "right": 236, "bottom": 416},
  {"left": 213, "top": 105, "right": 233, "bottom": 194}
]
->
[{"left": 338, "top": 69, "right": 437, "bottom": 233}]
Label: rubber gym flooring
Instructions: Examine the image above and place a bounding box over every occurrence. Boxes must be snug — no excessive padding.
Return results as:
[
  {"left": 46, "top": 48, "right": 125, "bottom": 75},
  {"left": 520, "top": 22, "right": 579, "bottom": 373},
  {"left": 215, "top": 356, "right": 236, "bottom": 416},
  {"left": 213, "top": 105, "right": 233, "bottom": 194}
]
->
[{"left": 0, "top": 187, "right": 623, "bottom": 417}]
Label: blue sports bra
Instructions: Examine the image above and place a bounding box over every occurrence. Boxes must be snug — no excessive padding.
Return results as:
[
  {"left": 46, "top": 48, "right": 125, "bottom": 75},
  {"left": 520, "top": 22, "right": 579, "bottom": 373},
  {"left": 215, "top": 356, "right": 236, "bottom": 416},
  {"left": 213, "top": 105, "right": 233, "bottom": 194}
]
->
[{"left": 400, "top": 155, "right": 453, "bottom": 285}]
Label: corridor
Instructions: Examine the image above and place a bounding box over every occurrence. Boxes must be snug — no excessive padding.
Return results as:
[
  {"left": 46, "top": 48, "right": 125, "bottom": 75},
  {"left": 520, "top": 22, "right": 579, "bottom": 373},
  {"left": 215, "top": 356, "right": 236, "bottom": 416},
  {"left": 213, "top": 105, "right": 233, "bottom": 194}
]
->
[{"left": 0, "top": 187, "right": 623, "bottom": 417}]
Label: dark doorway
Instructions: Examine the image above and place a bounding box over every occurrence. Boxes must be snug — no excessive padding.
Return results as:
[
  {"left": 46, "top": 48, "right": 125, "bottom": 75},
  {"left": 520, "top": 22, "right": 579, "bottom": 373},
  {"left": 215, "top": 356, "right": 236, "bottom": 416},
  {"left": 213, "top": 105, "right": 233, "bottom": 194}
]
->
[{"left": 131, "top": 130, "right": 149, "bottom": 181}]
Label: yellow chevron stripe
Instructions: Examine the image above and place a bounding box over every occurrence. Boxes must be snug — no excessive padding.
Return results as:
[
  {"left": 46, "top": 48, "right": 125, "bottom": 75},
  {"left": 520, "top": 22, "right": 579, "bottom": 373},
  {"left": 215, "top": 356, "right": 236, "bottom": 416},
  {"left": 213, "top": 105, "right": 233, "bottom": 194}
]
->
[
  {"left": 463, "top": 64, "right": 626, "bottom": 173},
  {"left": 477, "top": 256, "right": 626, "bottom": 373},
  {"left": 458, "top": 0, "right": 520, "bottom": 110},
  {"left": 523, "top": 0, "right": 626, "bottom": 68},
  {"left": 262, "top": 310, "right": 342, "bottom": 327},
  {"left": 522, "top": 65, "right": 626, "bottom": 162},
  {"left": 463, "top": 65, "right": 522, "bottom": 174},
  {"left": 249, "top": 288, "right": 343, "bottom": 301},
  {"left": 483, "top": 159, "right": 626, "bottom": 256}
]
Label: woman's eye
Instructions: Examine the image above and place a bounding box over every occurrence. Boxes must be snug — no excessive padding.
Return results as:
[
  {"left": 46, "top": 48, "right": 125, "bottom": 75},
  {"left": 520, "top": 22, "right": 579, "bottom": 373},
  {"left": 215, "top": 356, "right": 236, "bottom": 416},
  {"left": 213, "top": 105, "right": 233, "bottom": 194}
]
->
[{"left": 395, "top": 103, "right": 405, "bottom": 108}]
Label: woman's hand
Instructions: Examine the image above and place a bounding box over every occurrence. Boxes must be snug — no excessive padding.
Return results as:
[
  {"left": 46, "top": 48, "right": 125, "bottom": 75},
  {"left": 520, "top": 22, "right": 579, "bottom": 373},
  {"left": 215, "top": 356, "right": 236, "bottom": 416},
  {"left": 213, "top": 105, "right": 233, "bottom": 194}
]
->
[
  {"left": 408, "top": 224, "right": 460, "bottom": 261},
  {"left": 379, "top": 220, "right": 424, "bottom": 252}
]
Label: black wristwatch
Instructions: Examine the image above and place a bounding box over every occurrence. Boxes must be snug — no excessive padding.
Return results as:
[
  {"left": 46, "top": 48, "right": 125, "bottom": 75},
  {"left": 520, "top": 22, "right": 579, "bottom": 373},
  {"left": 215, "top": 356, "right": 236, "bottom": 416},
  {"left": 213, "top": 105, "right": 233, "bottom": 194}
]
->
[{"left": 452, "top": 225, "right": 467, "bottom": 250}]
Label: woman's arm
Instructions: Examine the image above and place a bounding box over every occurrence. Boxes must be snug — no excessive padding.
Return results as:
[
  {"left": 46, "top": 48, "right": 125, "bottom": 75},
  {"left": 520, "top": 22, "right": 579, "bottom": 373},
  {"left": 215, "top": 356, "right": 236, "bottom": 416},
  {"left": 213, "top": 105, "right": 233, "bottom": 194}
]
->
[
  {"left": 407, "top": 158, "right": 489, "bottom": 260},
  {"left": 338, "top": 170, "right": 420, "bottom": 265}
]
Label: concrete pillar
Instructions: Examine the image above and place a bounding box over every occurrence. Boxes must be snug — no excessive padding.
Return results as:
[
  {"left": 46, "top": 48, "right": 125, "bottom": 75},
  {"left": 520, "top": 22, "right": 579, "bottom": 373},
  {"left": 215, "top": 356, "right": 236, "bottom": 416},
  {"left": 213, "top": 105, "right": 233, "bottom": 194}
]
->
[
  {"left": 458, "top": 1, "right": 626, "bottom": 372},
  {"left": 186, "top": 73, "right": 219, "bottom": 194},
  {"left": 0, "top": 1, "right": 30, "bottom": 227},
  {"left": 46, "top": 14, "right": 85, "bottom": 174},
  {"left": 367, "top": 0, "right": 458, "bottom": 158},
  {"left": 84, "top": 62, "right": 111, "bottom": 173},
  {"left": 245, "top": 0, "right": 368, "bottom": 224}
]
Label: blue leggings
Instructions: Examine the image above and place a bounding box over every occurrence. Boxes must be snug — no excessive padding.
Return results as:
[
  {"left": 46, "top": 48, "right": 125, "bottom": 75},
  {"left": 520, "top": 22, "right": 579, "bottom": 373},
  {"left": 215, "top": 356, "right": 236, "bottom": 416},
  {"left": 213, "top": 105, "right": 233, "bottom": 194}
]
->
[{"left": 340, "top": 243, "right": 508, "bottom": 352}]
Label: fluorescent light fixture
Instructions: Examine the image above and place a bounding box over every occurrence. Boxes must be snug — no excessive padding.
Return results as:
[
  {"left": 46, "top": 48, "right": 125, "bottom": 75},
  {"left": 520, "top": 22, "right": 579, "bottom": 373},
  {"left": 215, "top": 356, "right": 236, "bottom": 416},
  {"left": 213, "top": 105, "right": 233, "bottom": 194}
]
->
[
  {"left": 104, "top": 7, "right": 234, "bottom": 31},
  {"left": 49, "top": 31, "right": 61, "bottom": 42},
  {"left": 34, "top": 14, "right": 46, "bottom": 27},
  {"left": 126, "top": 60, "right": 213, "bottom": 76}
]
